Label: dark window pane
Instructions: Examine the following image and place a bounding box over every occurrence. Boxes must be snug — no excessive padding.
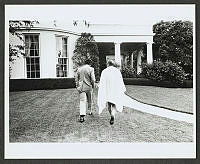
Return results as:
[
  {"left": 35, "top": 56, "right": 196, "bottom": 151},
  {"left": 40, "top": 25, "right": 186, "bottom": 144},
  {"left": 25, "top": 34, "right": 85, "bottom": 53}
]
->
[
  {"left": 31, "top": 58, "right": 35, "bottom": 63},
  {"left": 30, "top": 35, "right": 34, "bottom": 42},
  {"left": 30, "top": 49, "right": 34, "bottom": 56},
  {"left": 27, "top": 65, "right": 30, "bottom": 71},
  {"left": 25, "top": 35, "right": 29, "bottom": 41},
  {"left": 35, "top": 49, "right": 39, "bottom": 56},
  {"left": 26, "top": 58, "right": 30, "bottom": 64},
  {"left": 27, "top": 72, "right": 30, "bottom": 78},
  {"left": 36, "top": 64, "right": 40, "bottom": 70},
  {"left": 30, "top": 42, "right": 35, "bottom": 49},
  {"left": 64, "top": 71, "right": 67, "bottom": 77},
  {"left": 31, "top": 72, "right": 35, "bottom": 78},
  {"left": 35, "top": 58, "right": 39, "bottom": 64},
  {"left": 31, "top": 64, "right": 35, "bottom": 71},
  {"left": 36, "top": 71, "right": 40, "bottom": 78},
  {"left": 63, "top": 38, "right": 67, "bottom": 44},
  {"left": 34, "top": 35, "right": 39, "bottom": 42},
  {"left": 33, "top": 42, "right": 39, "bottom": 49}
]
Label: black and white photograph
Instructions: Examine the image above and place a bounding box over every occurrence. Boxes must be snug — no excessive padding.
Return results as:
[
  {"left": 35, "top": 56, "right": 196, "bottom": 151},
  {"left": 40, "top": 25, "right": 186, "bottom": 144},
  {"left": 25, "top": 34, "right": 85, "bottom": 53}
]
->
[{"left": 5, "top": 4, "right": 196, "bottom": 158}]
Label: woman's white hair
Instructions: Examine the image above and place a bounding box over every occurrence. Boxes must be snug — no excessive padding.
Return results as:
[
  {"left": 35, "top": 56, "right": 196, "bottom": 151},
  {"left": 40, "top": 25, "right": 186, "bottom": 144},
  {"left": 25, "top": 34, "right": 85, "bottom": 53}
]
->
[{"left": 107, "top": 59, "right": 116, "bottom": 66}]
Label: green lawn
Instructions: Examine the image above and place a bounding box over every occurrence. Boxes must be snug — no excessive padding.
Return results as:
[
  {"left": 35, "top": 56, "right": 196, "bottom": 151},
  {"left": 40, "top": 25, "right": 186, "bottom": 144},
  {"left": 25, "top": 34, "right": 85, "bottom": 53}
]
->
[
  {"left": 9, "top": 86, "right": 193, "bottom": 143},
  {"left": 126, "top": 85, "right": 193, "bottom": 114}
]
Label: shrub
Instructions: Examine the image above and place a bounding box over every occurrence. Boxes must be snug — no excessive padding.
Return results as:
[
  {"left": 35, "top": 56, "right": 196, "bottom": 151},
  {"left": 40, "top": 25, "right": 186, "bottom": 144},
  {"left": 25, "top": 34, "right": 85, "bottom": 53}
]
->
[
  {"left": 141, "top": 61, "right": 186, "bottom": 85},
  {"left": 153, "top": 20, "right": 193, "bottom": 77},
  {"left": 121, "top": 64, "right": 137, "bottom": 78},
  {"left": 72, "top": 33, "right": 100, "bottom": 81}
]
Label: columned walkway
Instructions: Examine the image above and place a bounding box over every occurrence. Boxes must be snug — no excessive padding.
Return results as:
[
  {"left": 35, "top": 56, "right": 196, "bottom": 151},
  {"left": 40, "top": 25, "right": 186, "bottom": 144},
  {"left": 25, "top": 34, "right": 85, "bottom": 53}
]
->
[{"left": 113, "top": 41, "right": 153, "bottom": 65}]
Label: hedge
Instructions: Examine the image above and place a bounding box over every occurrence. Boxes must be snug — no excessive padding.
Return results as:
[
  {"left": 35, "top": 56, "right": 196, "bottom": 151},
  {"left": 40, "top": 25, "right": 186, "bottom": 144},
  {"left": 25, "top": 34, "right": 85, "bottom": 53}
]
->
[
  {"left": 9, "top": 78, "right": 76, "bottom": 91},
  {"left": 141, "top": 61, "right": 186, "bottom": 85},
  {"left": 9, "top": 77, "right": 192, "bottom": 92},
  {"left": 123, "top": 78, "right": 192, "bottom": 88}
]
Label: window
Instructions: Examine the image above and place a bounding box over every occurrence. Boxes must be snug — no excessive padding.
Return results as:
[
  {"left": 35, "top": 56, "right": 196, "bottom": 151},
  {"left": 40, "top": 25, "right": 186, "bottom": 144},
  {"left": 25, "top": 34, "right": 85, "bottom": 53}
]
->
[
  {"left": 25, "top": 34, "right": 40, "bottom": 78},
  {"left": 56, "top": 36, "right": 68, "bottom": 77}
]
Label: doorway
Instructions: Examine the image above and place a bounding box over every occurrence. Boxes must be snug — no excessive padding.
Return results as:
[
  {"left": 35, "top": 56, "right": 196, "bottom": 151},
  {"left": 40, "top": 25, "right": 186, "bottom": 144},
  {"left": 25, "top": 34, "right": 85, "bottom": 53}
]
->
[{"left": 97, "top": 42, "right": 114, "bottom": 73}]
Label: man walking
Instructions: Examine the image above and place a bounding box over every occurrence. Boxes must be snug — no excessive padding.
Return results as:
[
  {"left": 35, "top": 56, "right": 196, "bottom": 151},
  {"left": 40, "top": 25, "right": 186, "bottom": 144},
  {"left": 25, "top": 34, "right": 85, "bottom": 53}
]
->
[{"left": 75, "top": 59, "right": 96, "bottom": 123}]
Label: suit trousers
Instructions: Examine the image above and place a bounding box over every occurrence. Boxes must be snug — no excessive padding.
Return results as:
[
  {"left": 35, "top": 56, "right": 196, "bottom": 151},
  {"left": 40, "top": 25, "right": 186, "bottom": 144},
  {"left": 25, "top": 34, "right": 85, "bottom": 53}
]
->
[{"left": 79, "top": 90, "right": 92, "bottom": 116}]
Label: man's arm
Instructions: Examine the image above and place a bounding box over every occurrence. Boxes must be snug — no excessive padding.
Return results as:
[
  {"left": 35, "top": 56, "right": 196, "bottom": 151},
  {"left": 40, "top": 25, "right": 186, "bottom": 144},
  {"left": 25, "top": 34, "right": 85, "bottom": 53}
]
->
[{"left": 90, "top": 68, "right": 96, "bottom": 88}]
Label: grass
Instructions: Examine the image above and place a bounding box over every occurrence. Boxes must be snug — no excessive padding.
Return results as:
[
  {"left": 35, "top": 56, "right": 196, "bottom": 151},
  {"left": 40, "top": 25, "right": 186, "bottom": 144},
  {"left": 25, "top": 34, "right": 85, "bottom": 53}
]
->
[
  {"left": 9, "top": 86, "right": 193, "bottom": 142},
  {"left": 125, "top": 85, "right": 193, "bottom": 114}
]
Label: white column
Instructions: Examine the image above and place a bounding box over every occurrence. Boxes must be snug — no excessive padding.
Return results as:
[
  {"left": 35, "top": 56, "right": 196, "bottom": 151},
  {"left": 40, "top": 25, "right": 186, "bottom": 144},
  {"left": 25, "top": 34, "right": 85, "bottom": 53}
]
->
[
  {"left": 137, "top": 49, "right": 143, "bottom": 74},
  {"left": 131, "top": 53, "right": 133, "bottom": 68},
  {"left": 67, "top": 36, "right": 73, "bottom": 77},
  {"left": 114, "top": 42, "right": 121, "bottom": 66},
  {"left": 146, "top": 42, "right": 153, "bottom": 64},
  {"left": 68, "top": 35, "right": 78, "bottom": 77}
]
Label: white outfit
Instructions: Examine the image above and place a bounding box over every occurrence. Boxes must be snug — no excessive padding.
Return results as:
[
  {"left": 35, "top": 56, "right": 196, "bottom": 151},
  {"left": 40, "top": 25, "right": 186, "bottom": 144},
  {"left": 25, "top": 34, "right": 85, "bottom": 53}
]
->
[{"left": 97, "top": 66, "right": 126, "bottom": 114}]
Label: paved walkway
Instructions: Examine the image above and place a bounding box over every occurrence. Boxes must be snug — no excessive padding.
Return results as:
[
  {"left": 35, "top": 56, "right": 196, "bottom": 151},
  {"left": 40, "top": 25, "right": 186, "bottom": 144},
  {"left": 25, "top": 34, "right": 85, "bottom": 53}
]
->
[{"left": 122, "top": 94, "right": 194, "bottom": 123}]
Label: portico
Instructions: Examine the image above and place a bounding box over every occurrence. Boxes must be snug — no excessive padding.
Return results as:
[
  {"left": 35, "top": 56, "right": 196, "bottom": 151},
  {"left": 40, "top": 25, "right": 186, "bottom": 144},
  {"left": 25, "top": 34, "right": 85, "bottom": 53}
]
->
[
  {"left": 88, "top": 23, "right": 154, "bottom": 70},
  {"left": 113, "top": 41, "right": 153, "bottom": 66},
  {"left": 94, "top": 34, "right": 154, "bottom": 73}
]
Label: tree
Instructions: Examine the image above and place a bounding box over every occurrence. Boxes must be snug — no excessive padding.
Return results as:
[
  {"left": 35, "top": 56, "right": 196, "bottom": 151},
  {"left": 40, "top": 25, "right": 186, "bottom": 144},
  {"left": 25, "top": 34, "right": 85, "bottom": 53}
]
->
[
  {"left": 9, "top": 20, "right": 38, "bottom": 62},
  {"left": 72, "top": 33, "right": 100, "bottom": 81},
  {"left": 153, "top": 20, "right": 193, "bottom": 79}
]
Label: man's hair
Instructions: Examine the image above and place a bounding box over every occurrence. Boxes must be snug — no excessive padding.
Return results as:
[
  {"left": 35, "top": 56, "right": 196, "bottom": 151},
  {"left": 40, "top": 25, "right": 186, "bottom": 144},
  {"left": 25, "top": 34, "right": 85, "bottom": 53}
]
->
[{"left": 107, "top": 59, "right": 116, "bottom": 66}]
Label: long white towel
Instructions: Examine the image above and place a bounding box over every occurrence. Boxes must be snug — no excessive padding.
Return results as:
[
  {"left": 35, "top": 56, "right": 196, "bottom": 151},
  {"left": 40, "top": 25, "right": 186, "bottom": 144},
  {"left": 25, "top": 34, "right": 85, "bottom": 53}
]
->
[{"left": 97, "top": 66, "right": 126, "bottom": 114}]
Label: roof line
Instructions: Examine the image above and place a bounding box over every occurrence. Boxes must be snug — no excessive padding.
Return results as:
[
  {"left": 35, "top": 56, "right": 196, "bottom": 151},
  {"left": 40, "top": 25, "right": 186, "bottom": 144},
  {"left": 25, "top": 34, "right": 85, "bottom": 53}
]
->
[{"left": 16, "top": 27, "right": 154, "bottom": 36}]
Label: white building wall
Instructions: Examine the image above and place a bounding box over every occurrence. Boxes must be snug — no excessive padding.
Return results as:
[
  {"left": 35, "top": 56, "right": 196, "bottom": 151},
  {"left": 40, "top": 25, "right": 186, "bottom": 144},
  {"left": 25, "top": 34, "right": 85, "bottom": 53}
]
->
[
  {"left": 67, "top": 35, "right": 79, "bottom": 77},
  {"left": 93, "top": 35, "right": 153, "bottom": 43},
  {"left": 40, "top": 31, "right": 56, "bottom": 78},
  {"left": 9, "top": 29, "right": 78, "bottom": 79}
]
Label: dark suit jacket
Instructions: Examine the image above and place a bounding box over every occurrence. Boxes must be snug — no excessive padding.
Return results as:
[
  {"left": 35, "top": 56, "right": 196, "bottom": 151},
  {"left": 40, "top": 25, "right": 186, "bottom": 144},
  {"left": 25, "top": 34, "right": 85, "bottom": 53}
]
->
[{"left": 75, "top": 64, "right": 95, "bottom": 92}]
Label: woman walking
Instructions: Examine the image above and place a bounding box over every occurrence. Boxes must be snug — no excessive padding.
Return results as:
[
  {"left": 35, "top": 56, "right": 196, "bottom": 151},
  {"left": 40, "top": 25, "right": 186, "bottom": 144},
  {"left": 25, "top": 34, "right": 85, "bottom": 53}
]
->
[{"left": 97, "top": 60, "right": 126, "bottom": 125}]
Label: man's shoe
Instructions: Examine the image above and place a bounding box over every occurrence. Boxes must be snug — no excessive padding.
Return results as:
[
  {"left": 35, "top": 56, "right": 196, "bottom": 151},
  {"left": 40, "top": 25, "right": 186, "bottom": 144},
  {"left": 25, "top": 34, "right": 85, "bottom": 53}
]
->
[
  {"left": 110, "top": 116, "right": 114, "bottom": 125},
  {"left": 80, "top": 116, "right": 85, "bottom": 123}
]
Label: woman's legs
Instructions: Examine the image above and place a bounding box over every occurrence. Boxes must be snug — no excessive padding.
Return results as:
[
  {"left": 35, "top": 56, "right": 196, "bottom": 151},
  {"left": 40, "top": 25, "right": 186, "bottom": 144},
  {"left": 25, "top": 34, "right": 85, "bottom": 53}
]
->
[{"left": 108, "top": 102, "right": 116, "bottom": 125}]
